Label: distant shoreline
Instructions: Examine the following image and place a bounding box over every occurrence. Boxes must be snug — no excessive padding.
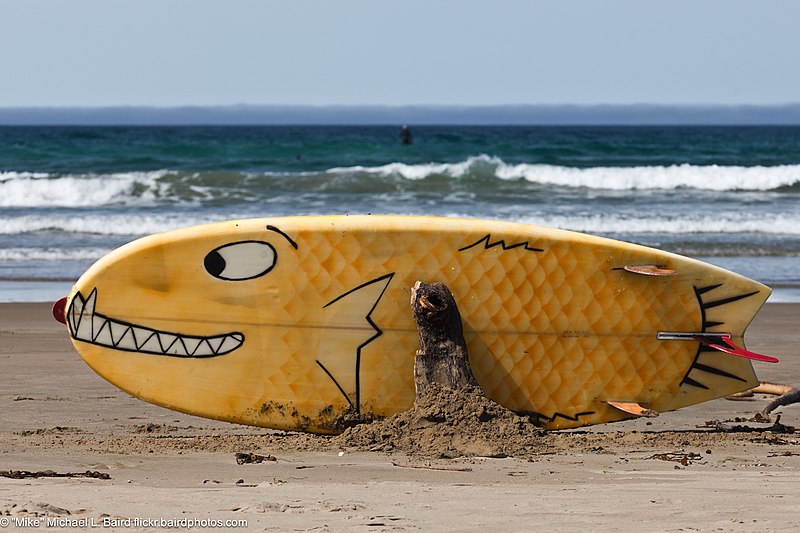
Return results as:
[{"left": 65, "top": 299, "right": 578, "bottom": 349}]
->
[{"left": 3, "top": 104, "right": 800, "bottom": 126}]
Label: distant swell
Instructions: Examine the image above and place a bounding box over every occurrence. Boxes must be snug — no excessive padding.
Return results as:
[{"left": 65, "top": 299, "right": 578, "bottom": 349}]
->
[
  {"left": 0, "top": 247, "right": 112, "bottom": 261},
  {"left": 1, "top": 159, "right": 798, "bottom": 208},
  {"left": 330, "top": 156, "right": 800, "bottom": 191},
  {"left": 0, "top": 213, "right": 223, "bottom": 235},
  {"left": 514, "top": 213, "right": 800, "bottom": 236},
  {"left": 2, "top": 212, "right": 799, "bottom": 237}
]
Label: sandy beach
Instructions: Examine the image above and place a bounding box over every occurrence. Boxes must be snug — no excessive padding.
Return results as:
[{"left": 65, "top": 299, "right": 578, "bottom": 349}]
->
[{"left": 1, "top": 302, "right": 799, "bottom": 532}]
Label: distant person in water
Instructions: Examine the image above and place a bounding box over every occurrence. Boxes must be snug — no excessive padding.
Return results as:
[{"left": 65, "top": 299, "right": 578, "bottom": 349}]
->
[{"left": 400, "top": 125, "right": 413, "bottom": 145}]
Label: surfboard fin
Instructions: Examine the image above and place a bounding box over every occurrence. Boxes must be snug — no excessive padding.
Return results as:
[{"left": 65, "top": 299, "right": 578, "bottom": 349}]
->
[
  {"left": 606, "top": 401, "right": 659, "bottom": 418},
  {"left": 694, "top": 334, "right": 779, "bottom": 363},
  {"left": 623, "top": 264, "right": 676, "bottom": 276},
  {"left": 658, "top": 332, "right": 778, "bottom": 363}
]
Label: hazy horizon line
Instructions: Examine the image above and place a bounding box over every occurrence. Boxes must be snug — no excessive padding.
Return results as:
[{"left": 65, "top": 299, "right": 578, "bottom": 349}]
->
[{"left": 2, "top": 103, "right": 800, "bottom": 125}]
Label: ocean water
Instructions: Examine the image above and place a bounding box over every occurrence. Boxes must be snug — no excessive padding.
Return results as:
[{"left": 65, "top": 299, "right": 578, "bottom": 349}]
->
[{"left": 1, "top": 125, "right": 798, "bottom": 302}]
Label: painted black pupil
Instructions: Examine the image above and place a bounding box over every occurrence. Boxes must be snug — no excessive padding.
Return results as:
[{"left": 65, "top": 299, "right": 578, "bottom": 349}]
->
[{"left": 204, "top": 250, "right": 226, "bottom": 277}]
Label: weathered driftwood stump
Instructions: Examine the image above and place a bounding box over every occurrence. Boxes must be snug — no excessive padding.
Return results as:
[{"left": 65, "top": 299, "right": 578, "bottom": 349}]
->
[
  {"left": 410, "top": 281, "right": 483, "bottom": 399},
  {"left": 333, "top": 280, "right": 544, "bottom": 458}
]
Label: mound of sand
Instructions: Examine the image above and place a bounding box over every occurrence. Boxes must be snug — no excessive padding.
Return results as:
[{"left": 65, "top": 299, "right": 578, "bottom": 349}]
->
[{"left": 332, "top": 384, "right": 548, "bottom": 458}]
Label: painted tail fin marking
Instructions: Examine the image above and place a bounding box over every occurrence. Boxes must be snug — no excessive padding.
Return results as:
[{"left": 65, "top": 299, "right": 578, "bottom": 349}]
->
[{"left": 679, "top": 284, "right": 766, "bottom": 389}]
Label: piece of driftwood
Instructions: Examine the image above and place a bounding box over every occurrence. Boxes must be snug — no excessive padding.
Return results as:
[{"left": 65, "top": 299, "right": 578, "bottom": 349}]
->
[
  {"left": 235, "top": 452, "right": 277, "bottom": 464},
  {"left": 761, "top": 385, "right": 800, "bottom": 416},
  {"left": 0, "top": 469, "right": 110, "bottom": 480},
  {"left": 698, "top": 414, "right": 795, "bottom": 434},
  {"left": 390, "top": 460, "right": 473, "bottom": 472},
  {"left": 410, "top": 281, "right": 483, "bottom": 399},
  {"left": 731, "top": 382, "right": 800, "bottom": 418}
]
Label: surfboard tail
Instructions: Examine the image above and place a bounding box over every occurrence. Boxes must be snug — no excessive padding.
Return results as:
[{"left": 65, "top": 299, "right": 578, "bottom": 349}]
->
[{"left": 654, "top": 276, "right": 773, "bottom": 413}]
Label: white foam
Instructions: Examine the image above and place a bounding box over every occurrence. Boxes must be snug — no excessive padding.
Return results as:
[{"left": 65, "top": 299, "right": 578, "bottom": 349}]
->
[
  {"left": 0, "top": 170, "right": 181, "bottom": 207},
  {"left": 329, "top": 155, "right": 800, "bottom": 191},
  {"left": 0, "top": 171, "right": 50, "bottom": 180},
  {"left": 512, "top": 212, "right": 800, "bottom": 235},
  {"left": 499, "top": 162, "right": 800, "bottom": 191},
  {"left": 2, "top": 210, "right": 798, "bottom": 238},
  {"left": 0, "top": 247, "right": 112, "bottom": 261},
  {"left": 0, "top": 213, "right": 223, "bottom": 236},
  {"left": 329, "top": 156, "right": 497, "bottom": 181}
]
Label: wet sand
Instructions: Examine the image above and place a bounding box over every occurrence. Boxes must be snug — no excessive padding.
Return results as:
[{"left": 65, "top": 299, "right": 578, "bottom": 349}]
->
[{"left": 1, "top": 302, "right": 798, "bottom": 532}]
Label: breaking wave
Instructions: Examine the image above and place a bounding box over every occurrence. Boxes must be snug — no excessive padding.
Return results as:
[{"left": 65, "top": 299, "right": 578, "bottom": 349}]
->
[
  {"left": 0, "top": 213, "right": 224, "bottom": 236},
  {"left": 513, "top": 213, "right": 800, "bottom": 236},
  {"left": 330, "top": 156, "right": 800, "bottom": 191},
  {"left": 2, "top": 211, "right": 799, "bottom": 238},
  {"left": 0, "top": 170, "right": 188, "bottom": 207},
  {"left": 1, "top": 158, "right": 799, "bottom": 208}
]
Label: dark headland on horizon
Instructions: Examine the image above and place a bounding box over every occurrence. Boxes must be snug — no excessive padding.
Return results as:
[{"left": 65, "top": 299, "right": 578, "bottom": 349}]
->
[{"left": 2, "top": 104, "right": 800, "bottom": 126}]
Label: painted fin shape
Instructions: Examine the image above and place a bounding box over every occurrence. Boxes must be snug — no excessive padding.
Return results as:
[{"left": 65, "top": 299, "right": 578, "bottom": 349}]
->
[
  {"left": 623, "top": 265, "right": 677, "bottom": 276},
  {"left": 694, "top": 335, "right": 779, "bottom": 363},
  {"left": 606, "top": 401, "right": 659, "bottom": 418}
]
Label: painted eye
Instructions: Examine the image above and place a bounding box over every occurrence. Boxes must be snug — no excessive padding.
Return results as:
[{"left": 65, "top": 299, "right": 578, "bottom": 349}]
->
[{"left": 204, "top": 241, "right": 277, "bottom": 281}]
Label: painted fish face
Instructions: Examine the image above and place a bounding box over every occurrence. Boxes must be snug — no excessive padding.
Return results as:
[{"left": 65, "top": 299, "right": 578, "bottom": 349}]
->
[
  {"left": 66, "top": 219, "right": 391, "bottom": 431},
  {"left": 68, "top": 234, "right": 297, "bottom": 354}
]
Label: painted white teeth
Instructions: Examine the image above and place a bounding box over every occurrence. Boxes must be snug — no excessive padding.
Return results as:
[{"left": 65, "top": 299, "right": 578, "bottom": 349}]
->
[
  {"left": 139, "top": 333, "right": 163, "bottom": 353},
  {"left": 182, "top": 337, "right": 202, "bottom": 355},
  {"left": 218, "top": 335, "right": 243, "bottom": 354},
  {"left": 67, "top": 290, "right": 243, "bottom": 357},
  {"left": 84, "top": 289, "right": 97, "bottom": 315},
  {"left": 109, "top": 321, "right": 130, "bottom": 345}
]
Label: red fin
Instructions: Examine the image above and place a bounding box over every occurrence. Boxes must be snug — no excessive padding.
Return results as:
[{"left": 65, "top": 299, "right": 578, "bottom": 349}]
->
[{"left": 694, "top": 335, "right": 778, "bottom": 363}]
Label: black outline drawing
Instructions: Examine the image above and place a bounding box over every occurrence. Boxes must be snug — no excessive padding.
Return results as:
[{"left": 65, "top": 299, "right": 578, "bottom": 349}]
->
[
  {"left": 266, "top": 225, "right": 299, "bottom": 250},
  {"left": 204, "top": 240, "right": 277, "bottom": 281},
  {"left": 68, "top": 289, "right": 243, "bottom": 358},
  {"left": 315, "top": 361, "right": 354, "bottom": 409},
  {"left": 528, "top": 410, "right": 595, "bottom": 425},
  {"left": 458, "top": 234, "right": 544, "bottom": 253},
  {"left": 318, "top": 272, "right": 395, "bottom": 413},
  {"left": 680, "top": 284, "right": 760, "bottom": 389}
]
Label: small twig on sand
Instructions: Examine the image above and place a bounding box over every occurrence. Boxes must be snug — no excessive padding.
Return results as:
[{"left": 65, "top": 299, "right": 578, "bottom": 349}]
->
[
  {"left": 768, "top": 451, "right": 800, "bottom": 457},
  {"left": 391, "top": 460, "right": 472, "bottom": 472},
  {"left": 646, "top": 452, "right": 703, "bottom": 466},
  {"left": 235, "top": 452, "right": 278, "bottom": 465},
  {"left": 0, "top": 469, "right": 110, "bottom": 480},
  {"left": 698, "top": 414, "right": 796, "bottom": 434},
  {"left": 727, "top": 382, "right": 800, "bottom": 420},
  {"left": 761, "top": 386, "right": 800, "bottom": 417},
  {"left": 728, "top": 382, "right": 795, "bottom": 400}
]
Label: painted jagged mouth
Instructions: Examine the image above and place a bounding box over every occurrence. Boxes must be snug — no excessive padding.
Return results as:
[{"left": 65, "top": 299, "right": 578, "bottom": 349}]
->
[{"left": 67, "top": 289, "right": 244, "bottom": 358}]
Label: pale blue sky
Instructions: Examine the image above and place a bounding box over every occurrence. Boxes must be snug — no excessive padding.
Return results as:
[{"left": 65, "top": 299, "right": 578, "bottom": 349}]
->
[{"left": 2, "top": 0, "right": 798, "bottom": 107}]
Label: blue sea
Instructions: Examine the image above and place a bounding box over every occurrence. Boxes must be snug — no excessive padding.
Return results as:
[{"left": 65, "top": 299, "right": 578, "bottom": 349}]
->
[{"left": 1, "top": 125, "right": 798, "bottom": 302}]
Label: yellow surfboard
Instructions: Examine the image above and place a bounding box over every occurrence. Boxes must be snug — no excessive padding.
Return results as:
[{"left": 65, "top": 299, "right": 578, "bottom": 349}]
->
[{"left": 60, "top": 216, "right": 772, "bottom": 432}]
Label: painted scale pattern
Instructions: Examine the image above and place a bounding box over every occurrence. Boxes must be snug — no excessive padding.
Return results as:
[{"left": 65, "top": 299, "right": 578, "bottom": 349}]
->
[{"left": 66, "top": 216, "right": 769, "bottom": 432}]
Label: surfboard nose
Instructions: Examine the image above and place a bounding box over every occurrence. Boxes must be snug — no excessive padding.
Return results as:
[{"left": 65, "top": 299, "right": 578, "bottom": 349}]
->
[{"left": 52, "top": 296, "right": 67, "bottom": 324}]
